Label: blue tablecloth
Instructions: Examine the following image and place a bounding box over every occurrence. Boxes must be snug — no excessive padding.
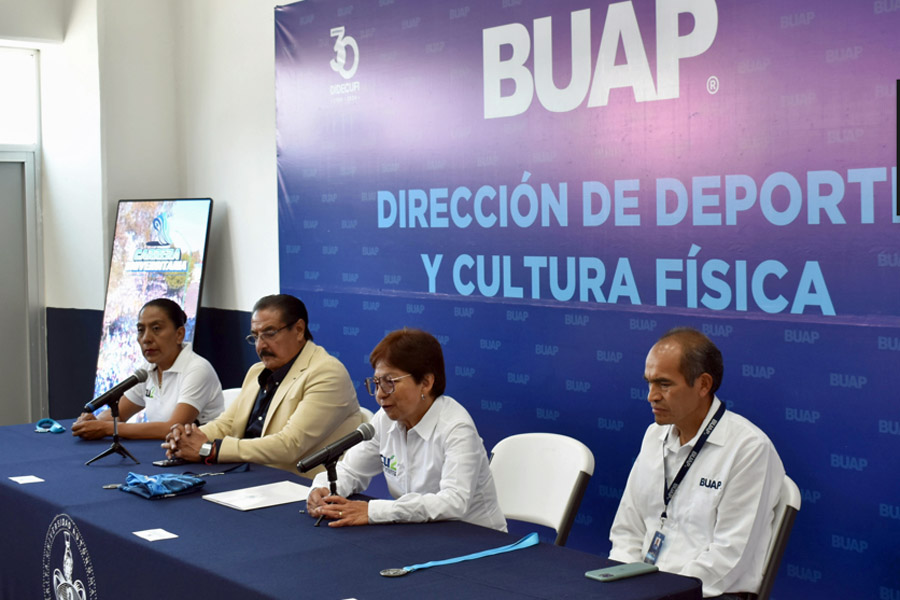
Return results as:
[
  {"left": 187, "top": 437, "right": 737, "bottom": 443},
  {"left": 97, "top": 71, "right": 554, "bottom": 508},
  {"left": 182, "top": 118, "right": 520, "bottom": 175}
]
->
[{"left": 0, "top": 420, "right": 701, "bottom": 599}]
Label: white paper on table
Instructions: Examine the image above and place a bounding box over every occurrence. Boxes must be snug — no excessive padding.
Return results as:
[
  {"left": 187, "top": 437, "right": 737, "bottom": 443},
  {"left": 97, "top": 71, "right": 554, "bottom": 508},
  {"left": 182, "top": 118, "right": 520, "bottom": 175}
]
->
[
  {"left": 9, "top": 475, "right": 44, "bottom": 484},
  {"left": 202, "top": 480, "right": 310, "bottom": 511},
  {"left": 133, "top": 528, "right": 179, "bottom": 542}
]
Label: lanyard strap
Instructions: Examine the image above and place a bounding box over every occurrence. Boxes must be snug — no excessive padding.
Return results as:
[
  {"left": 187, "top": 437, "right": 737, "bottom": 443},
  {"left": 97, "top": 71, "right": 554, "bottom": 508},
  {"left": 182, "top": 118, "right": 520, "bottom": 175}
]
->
[
  {"left": 184, "top": 462, "right": 251, "bottom": 478},
  {"left": 403, "top": 532, "right": 539, "bottom": 573},
  {"left": 661, "top": 402, "right": 726, "bottom": 520}
]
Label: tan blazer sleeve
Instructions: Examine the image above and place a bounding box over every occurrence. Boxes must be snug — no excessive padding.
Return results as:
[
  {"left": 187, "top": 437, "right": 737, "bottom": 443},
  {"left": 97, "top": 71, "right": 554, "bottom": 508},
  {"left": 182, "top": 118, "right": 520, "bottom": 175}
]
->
[{"left": 205, "top": 343, "right": 362, "bottom": 474}]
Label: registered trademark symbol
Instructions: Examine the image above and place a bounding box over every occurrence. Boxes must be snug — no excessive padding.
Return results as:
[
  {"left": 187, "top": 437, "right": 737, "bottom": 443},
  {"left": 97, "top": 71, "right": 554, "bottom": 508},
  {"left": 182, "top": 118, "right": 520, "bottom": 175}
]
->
[{"left": 707, "top": 75, "right": 719, "bottom": 94}]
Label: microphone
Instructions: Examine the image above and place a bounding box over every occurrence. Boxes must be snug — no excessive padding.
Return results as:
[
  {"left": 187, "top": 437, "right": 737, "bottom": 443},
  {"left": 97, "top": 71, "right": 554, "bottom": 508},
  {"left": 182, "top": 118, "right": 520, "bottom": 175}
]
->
[
  {"left": 83, "top": 369, "right": 149, "bottom": 413},
  {"left": 297, "top": 422, "right": 375, "bottom": 472}
]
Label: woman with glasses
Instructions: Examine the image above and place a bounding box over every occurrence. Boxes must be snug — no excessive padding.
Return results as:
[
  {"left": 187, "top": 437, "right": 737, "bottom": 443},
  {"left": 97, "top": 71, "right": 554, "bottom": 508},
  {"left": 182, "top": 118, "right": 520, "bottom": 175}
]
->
[
  {"left": 72, "top": 298, "right": 224, "bottom": 440},
  {"left": 306, "top": 329, "right": 507, "bottom": 531}
]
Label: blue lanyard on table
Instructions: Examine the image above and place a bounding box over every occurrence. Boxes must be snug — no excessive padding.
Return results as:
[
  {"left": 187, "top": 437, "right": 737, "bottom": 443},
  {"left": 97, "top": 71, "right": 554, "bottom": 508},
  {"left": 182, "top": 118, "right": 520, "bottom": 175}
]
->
[
  {"left": 660, "top": 402, "right": 726, "bottom": 521},
  {"left": 380, "top": 532, "right": 539, "bottom": 577}
]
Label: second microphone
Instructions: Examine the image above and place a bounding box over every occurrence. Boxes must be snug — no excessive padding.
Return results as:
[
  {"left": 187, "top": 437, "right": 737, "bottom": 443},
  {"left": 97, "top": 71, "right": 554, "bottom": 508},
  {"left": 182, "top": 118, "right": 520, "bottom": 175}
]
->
[{"left": 297, "top": 422, "right": 375, "bottom": 473}]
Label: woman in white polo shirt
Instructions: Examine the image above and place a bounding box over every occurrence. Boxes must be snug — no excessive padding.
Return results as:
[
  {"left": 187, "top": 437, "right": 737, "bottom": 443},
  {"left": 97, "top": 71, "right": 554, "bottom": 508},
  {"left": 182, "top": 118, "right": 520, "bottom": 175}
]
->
[
  {"left": 72, "top": 298, "right": 224, "bottom": 440},
  {"left": 306, "top": 328, "right": 506, "bottom": 531}
]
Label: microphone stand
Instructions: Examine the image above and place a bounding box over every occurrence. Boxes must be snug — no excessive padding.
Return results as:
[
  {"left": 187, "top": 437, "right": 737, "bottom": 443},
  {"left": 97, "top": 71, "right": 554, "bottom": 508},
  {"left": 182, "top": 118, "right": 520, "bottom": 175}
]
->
[
  {"left": 313, "top": 459, "right": 339, "bottom": 527},
  {"left": 85, "top": 398, "right": 139, "bottom": 466}
]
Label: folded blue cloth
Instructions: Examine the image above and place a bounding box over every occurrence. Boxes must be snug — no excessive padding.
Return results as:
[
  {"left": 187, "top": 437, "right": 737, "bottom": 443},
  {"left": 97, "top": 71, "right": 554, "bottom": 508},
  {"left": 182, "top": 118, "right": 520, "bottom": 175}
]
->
[
  {"left": 119, "top": 472, "right": 205, "bottom": 499},
  {"left": 35, "top": 418, "right": 65, "bottom": 433}
]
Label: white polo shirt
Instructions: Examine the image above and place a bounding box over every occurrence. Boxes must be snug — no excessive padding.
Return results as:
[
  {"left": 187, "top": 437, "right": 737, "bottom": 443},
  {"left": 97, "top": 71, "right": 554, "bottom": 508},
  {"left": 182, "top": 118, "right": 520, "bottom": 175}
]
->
[
  {"left": 123, "top": 343, "right": 224, "bottom": 424},
  {"left": 609, "top": 397, "right": 785, "bottom": 597},
  {"left": 312, "top": 395, "right": 507, "bottom": 531}
]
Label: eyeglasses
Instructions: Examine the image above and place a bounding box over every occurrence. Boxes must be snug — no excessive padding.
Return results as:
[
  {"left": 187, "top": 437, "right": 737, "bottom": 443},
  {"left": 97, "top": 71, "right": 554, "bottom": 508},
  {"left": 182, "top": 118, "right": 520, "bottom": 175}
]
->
[
  {"left": 245, "top": 321, "right": 297, "bottom": 345},
  {"left": 364, "top": 374, "right": 412, "bottom": 397}
]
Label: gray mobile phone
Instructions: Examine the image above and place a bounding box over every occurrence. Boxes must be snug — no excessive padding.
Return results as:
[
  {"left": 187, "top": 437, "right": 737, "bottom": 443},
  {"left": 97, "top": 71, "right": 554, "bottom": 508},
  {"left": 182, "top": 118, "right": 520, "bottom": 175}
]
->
[
  {"left": 585, "top": 562, "right": 658, "bottom": 582},
  {"left": 152, "top": 458, "right": 187, "bottom": 467}
]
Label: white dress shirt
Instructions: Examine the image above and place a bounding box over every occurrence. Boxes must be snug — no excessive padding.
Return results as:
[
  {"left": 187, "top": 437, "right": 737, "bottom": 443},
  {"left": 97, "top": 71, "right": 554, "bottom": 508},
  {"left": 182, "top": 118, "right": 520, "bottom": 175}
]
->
[
  {"left": 123, "top": 343, "right": 224, "bottom": 424},
  {"left": 311, "top": 395, "right": 507, "bottom": 531},
  {"left": 609, "top": 397, "right": 784, "bottom": 597}
]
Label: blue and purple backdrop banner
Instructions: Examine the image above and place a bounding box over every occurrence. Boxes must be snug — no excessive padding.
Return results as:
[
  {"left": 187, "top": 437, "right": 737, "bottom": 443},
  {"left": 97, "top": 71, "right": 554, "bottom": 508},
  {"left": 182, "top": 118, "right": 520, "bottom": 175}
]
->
[{"left": 275, "top": 1, "right": 899, "bottom": 597}]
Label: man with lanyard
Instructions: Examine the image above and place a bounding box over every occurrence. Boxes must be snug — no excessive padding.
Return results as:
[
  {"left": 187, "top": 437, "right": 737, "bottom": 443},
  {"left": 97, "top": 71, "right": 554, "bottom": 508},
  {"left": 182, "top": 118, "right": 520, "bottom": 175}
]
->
[
  {"left": 608, "top": 328, "right": 785, "bottom": 599},
  {"left": 163, "top": 294, "right": 362, "bottom": 474}
]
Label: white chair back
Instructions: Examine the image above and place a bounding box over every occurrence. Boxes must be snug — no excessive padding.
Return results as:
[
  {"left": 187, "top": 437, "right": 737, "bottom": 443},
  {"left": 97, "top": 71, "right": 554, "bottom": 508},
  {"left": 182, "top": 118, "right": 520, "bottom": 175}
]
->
[
  {"left": 489, "top": 432, "right": 595, "bottom": 546},
  {"left": 222, "top": 388, "right": 242, "bottom": 410},
  {"left": 358, "top": 406, "right": 375, "bottom": 423},
  {"left": 757, "top": 474, "right": 801, "bottom": 600}
]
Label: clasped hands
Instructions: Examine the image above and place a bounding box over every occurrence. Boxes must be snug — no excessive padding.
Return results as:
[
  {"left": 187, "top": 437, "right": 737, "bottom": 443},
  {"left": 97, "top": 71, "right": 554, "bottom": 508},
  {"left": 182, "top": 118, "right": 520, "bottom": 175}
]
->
[
  {"left": 306, "top": 487, "right": 368, "bottom": 527},
  {"left": 71, "top": 412, "right": 111, "bottom": 440},
  {"left": 161, "top": 423, "right": 208, "bottom": 462}
]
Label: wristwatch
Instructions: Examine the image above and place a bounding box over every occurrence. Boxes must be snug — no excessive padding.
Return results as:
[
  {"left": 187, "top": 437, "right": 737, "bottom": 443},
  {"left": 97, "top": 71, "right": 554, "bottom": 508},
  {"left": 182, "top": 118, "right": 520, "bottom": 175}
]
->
[{"left": 199, "top": 441, "right": 215, "bottom": 462}]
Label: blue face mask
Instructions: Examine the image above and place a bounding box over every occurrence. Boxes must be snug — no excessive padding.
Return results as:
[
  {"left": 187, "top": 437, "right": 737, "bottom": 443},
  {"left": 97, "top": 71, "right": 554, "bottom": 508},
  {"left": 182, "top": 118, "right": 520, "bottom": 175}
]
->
[
  {"left": 35, "top": 418, "right": 66, "bottom": 434},
  {"left": 119, "top": 472, "right": 205, "bottom": 499}
]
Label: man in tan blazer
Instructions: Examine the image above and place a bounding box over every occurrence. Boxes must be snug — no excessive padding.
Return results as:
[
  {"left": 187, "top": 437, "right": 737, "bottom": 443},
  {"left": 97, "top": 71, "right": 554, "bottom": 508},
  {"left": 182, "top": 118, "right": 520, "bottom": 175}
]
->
[{"left": 163, "top": 294, "right": 362, "bottom": 475}]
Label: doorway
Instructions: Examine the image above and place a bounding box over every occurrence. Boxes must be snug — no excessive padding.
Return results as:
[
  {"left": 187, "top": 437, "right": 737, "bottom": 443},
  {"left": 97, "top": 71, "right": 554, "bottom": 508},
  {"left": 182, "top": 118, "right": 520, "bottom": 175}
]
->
[{"left": 0, "top": 153, "right": 46, "bottom": 425}]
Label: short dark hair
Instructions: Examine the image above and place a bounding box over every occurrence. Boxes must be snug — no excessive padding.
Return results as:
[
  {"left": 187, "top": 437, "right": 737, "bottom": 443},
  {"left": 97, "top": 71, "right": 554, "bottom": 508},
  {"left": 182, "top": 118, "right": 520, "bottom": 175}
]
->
[
  {"left": 369, "top": 329, "right": 446, "bottom": 398},
  {"left": 252, "top": 294, "right": 313, "bottom": 341},
  {"left": 141, "top": 298, "right": 187, "bottom": 329},
  {"left": 657, "top": 327, "right": 723, "bottom": 396}
]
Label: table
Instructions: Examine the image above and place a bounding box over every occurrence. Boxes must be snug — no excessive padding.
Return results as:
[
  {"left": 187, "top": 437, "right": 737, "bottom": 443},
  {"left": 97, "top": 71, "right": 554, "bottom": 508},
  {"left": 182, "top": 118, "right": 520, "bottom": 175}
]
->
[{"left": 0, "top": 420, "right": 702, "bottom": 599}]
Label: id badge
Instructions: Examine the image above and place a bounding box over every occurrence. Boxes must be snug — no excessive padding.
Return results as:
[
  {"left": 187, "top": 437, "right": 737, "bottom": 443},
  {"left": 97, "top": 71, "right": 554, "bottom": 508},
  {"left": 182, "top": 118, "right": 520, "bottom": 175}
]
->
[{"left": 643, "top": 531, "right": 665, "bottom": 565}]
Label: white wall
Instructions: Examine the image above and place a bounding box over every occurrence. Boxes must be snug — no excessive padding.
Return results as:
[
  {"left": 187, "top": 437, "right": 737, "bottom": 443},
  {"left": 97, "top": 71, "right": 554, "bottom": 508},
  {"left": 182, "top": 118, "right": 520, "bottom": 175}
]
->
[
  {"left": 0, "top": 0, "right": 68, "bottom": 44},
  {"left": 39, "top": 0, "right": 107, "bottom": 310},
  {"left": 98, "top": 0, "right": 182, "bottom": 232},
  {"left": 11, "top": 0, "right": 282, "bottom": 312},
  {"left": 173, "top": 0, "right": 281, "bottom": 311}
]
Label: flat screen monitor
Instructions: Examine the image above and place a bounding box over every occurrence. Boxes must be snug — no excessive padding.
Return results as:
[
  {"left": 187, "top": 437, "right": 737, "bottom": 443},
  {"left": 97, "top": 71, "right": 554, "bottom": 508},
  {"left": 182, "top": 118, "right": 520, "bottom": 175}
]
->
[{"left": 94, "top": 198, "right": 213, "bottom": 398}]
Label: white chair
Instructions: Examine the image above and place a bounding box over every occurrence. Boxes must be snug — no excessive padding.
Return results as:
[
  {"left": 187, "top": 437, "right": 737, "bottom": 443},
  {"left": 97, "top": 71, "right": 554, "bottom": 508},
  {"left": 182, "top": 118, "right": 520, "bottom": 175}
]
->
[
  {"left": 756, "top": 474, "right": 801, "bottom": 600},
  {"left": 358, "top": 406, "right": 375, "bottom": 423},
  {"left": 489, "top": 433, "right": 595, "bottom": 546},
  {"left": 222, "top": 388, "right": 242, "bottom": 411}
]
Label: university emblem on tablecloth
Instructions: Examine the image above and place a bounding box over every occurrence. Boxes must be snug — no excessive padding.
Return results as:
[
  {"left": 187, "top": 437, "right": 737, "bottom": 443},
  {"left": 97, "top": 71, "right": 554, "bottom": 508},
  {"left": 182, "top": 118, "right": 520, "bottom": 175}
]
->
[{"left": 42, "top": 514, "right": 97, "bottom": 600}]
